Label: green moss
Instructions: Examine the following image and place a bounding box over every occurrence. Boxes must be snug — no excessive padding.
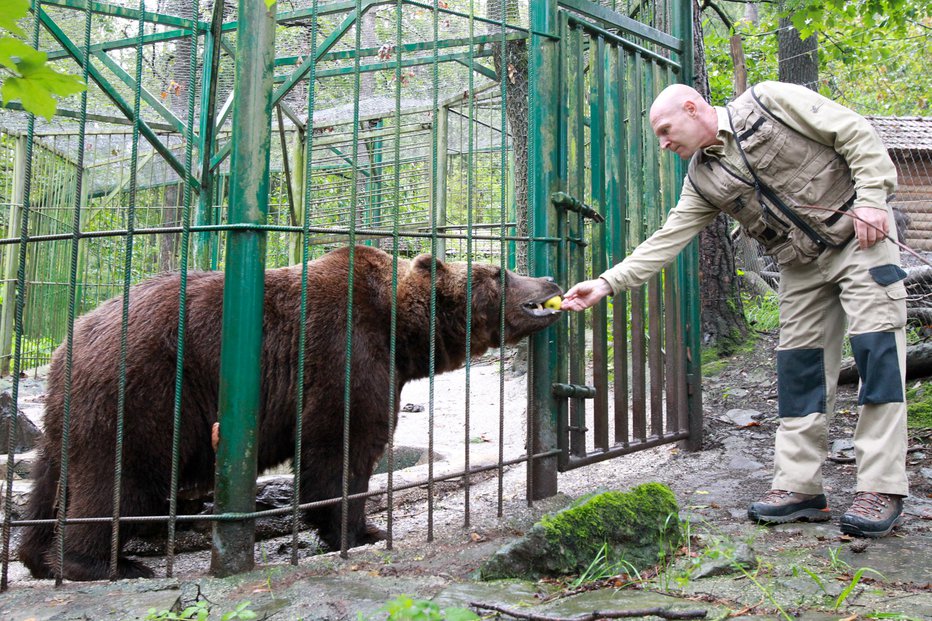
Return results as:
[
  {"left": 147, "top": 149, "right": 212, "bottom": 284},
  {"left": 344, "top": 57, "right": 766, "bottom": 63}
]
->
[
  {"left": 479, "top": 485, "right": 682, "bottom": 581},
  {"left": 701, "top": 332, "right": 759, "bottom": 377},
  {"left": 538, "top": 484, "right": 681, "bottom": 571},
  {"left": 906, "top": 381, "right": 932, "bottom": 430},
  {"left": 701, "top": 358, "right": 728, "bottom": 377}
]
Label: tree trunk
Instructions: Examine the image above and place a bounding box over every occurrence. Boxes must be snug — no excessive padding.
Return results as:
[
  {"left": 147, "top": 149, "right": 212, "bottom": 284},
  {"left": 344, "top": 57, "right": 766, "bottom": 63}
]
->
[
  {"left": 487, "top": 0, "right": 529, "bottom": 273},
  {"left": 839, "top": 342, "right": 932, "bottom": 384},
  {"left": 160, "top": 0, "right": 196, "bottom": 271},
  {"left": 693, "top": 3, "right": 748, "bottom": 353},
  {"left": 777, "top": 16, "right": 819, "bottom": 90}
]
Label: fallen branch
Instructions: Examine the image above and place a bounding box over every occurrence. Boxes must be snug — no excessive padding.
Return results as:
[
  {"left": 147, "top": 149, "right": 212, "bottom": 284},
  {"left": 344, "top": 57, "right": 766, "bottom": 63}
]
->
[
  {"left": 739, "top": 269, "right": 776, "bottom": 298},
  {"left": 469, "top": 601, "right": 707, "bottom": 620}
]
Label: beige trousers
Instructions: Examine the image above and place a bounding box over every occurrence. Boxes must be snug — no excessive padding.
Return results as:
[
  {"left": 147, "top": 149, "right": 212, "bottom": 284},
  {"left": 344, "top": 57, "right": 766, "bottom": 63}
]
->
[{"left": 771, "top": 216, "right": 909, "bottom": 498}]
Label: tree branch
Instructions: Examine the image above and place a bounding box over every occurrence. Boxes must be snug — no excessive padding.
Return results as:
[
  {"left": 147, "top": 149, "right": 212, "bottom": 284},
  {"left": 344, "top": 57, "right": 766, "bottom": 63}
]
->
[
  {"left": 699, "top": 0, "right": 734, "bottom": 31},
  {"left": 469, "top": 602, "right": 708, "bottom": 621}
]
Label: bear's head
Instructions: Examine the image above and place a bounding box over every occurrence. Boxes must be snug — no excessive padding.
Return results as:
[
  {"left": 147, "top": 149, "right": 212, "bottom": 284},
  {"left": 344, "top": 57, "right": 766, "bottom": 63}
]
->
[{"left": 407, "top": 254, "right": 563, "bottom": 352}]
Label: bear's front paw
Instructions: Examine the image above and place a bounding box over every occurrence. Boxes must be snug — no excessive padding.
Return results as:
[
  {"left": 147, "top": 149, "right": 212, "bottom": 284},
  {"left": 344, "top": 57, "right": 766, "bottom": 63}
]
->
[{"left": 360, "top": 522, "right": 388, "bottom": 544}]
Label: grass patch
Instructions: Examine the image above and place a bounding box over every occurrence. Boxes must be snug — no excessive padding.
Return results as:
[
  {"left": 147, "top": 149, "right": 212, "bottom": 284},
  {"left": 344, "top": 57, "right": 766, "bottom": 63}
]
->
[
  {"left": 742, "top": 288, "right": 780, "bottom": 332},
  {"left": 906, "top": 380, "right": 932, "bottom": 429}
]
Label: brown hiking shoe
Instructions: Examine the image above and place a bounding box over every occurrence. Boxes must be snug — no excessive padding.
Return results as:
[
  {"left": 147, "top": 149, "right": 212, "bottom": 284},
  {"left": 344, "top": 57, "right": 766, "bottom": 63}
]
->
[
  {"left": 840, "top": 492, "right": 903, "bottom": 538},
  {"left": 747, "top": 489, "right": 831, "bottom": 524}
]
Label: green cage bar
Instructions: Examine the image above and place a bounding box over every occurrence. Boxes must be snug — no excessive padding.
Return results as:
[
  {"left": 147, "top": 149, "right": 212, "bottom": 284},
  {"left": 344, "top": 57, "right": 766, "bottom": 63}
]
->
[{"left": 210, "top": 0, "right": 277, "bottom": 577}]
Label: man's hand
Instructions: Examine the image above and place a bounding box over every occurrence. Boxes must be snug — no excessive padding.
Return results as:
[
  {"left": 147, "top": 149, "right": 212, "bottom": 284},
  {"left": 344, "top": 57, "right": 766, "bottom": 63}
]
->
[
  {"left": 852, "top": 206, "right": 888, "bottom": 249},
  {"left": 561, "top": 278, "right": 614, "bottom": 311}
]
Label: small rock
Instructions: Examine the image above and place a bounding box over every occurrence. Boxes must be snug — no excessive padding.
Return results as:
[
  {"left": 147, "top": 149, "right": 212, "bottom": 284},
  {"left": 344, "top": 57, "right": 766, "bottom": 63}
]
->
[
  {"left": 720, "top": 409, "right": 762, "bottom": 427},
  {"left": 829, "top": 439, "right": 855, "bottom": 463},
  {"left": 0, "top": 449, "right": 35, "bottom": 477},
  {"left": 849, "top": 540, "right": 869, "bottom": 553},
  {"left": 256, "top": 476, "right": 295, "bottom": 509},
  {"left": 400, "top": 403, "right": 424, "bottom": 413},
  {"left": 728, "top": 456, "right": 764, "bottom": 471},
  {"left": 0, "top": 392, "right": 41, "bottom": 453},
  {"left": 692, "top": 542, "right": 757, "bottom": 579}
]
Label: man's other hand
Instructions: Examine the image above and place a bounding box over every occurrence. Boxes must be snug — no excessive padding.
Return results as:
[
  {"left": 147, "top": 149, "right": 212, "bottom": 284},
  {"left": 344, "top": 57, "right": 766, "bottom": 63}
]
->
[
  {"left": 853, "top": 206, "right": 889, "bottom": 249},
  {"left": 561, "top": 278, "right": 614, "bottom": 311}
]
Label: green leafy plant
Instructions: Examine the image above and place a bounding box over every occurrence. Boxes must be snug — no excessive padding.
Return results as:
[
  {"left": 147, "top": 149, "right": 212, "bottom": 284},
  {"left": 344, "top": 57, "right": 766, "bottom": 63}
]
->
[
  {"left": 741, "top": 288, "right": 780, "bottom": 332},
  {"left": 826, "top": 546, "right": 851, "bottom": 573},
  {"left": 568, "top": 542, "right": 642, "bottom": 588},
  {"left": 371, "top": 595, "right": 478, "bottom": 621},
  {"left": 789, "top": 563, "right": 829, "bottom": 595},
  {"left": 0, "top": 0, "right": 86, "bottom": 119},
  {"left": 834, "top": 567, "right": 886, "bottom": 611},
  {"left": 731, "top": 562, "right": 793, "bottom": 621}
]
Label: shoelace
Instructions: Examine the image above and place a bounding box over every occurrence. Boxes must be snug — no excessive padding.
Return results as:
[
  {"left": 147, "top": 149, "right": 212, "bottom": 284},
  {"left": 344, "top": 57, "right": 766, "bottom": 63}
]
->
[
  {"left": 847, "top": 492, "right": 889, "bottom": 518},
  {"left": 761, "top": 489, "right": 793, "bottom": 503}
]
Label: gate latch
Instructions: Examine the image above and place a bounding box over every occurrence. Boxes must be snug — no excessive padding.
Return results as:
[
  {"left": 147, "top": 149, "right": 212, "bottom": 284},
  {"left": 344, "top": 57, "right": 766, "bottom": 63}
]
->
[
  {"left": 550, "top": 192, "right": 605, "bottom": 223},
  {"left": 552, "top": 383, "right": 597, "bottom": 399}
]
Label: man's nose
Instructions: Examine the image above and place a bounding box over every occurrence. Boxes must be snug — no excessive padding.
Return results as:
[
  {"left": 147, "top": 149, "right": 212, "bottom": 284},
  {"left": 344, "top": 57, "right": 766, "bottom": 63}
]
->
[{"left": 659, "top": 137, "right": 671, "bottom": 150}]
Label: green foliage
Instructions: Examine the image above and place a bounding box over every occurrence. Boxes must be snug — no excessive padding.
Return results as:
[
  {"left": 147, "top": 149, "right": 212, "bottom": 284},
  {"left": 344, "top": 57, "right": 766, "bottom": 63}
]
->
[
  {"left": 11, "top": 335, "right": 57, "bottom": 361},
  {"left": 741, "top": 288, "right": 780, "bottom": 333},
  {"left": 569, "top": 542, "right": 642, "bottom": 588},
  {"left": 0, "top": 0, "right": 86, "bottom": 120},
  {"left": 144, "top": 600, "right": 257, "bottom": 621},
  {"left": 905, "top": 380, "right": 932, "bottom": 429},
  {"left": 702, "top": 0, "right": 931, "bottom": 115},
  {"left": 371, "top": 595, "right": 478, "bottom": 621},
  {"left": 781, "top": 0, "right": 923, "bottom": 39}
]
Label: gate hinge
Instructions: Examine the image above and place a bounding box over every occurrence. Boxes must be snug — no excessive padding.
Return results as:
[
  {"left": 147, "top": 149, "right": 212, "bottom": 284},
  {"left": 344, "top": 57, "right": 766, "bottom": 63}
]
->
[
  {"left": 552, "top": 383, "right": 597, "bottom": 399},
  {"left": 550, "top": 192, "right": 605, "bottom": 223}
]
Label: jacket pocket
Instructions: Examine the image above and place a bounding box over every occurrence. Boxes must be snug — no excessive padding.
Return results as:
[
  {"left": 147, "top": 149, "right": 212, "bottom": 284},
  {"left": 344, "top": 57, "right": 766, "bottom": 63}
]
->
[{"left": 869, "top": 264, "right": 908, "bottom": 287}]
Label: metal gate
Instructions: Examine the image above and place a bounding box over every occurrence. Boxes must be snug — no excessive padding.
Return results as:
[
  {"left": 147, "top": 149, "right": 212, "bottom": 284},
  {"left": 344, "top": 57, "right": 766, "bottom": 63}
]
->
[{"left": 537, "top": 1, "right": 703, "bottom": 475}]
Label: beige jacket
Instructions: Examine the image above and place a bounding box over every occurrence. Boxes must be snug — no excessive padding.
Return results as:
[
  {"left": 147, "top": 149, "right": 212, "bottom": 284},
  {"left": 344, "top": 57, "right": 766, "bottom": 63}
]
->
[{"left": 599, "top": 81, "right": 897, "bottom": 294}]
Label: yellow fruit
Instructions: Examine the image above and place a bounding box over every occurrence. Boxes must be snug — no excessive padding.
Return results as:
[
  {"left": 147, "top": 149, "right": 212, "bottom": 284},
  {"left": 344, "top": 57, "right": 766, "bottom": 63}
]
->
[{"left": 543, "top": 295, "right": 563, "bottom": 310}]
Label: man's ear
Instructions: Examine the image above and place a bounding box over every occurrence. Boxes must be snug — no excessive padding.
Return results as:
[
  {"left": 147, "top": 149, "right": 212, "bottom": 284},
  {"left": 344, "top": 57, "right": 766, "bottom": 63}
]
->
[{"left": 683, "top": 100, "right": 697, "bottom": 117}]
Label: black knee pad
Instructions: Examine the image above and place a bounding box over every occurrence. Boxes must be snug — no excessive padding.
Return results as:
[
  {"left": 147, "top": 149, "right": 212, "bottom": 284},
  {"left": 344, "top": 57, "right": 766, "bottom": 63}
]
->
[
  {"left": 777, "top": 348, "right": 825, "bottom": 417},
  {"left": 850, "top": 331, "right": 903, "bottom": 405}
]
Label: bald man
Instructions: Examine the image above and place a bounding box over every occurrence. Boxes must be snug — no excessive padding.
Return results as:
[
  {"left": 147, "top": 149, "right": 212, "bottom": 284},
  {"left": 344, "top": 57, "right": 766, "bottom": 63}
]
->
[{"left": 562, "top": 81, "right": 907, "bottom": 538}]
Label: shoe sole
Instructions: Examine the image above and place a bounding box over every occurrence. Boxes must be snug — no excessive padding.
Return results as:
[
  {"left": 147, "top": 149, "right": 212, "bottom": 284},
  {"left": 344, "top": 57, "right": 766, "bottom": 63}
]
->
[
  {"left": 839, "top": 516, "right": 902, "bottom": 538},
  {"left": 748, "top": 507, "right": 832, "bottom": 524}
]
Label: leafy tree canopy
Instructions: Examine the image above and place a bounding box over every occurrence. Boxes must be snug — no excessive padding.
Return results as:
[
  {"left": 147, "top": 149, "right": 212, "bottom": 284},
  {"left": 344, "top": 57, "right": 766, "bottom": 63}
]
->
[
  {"left": 0, "top": 0, "right": 86, "bottom": 120},
  {"left": 703, "top": 0, "right": 931, "bottom": 115}
]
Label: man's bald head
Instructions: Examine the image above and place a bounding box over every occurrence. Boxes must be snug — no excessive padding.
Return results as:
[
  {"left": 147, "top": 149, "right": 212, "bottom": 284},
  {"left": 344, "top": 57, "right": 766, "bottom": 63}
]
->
[
  {"left": 648, "top": 84, "right": 719, "bottom": 159},
  {"left": 649, "top": 84, "right": 705, "bottom": 121}
]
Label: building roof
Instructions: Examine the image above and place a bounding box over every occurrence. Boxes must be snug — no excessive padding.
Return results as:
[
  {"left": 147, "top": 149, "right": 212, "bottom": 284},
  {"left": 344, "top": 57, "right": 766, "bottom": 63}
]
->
[{"left": 866, "top": 116, "right": 932, "bottom": 151}]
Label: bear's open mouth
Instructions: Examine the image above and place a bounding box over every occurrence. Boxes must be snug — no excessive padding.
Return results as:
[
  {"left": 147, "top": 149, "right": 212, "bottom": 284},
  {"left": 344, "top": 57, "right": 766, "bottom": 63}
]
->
[{"left": 522, "top": 299, "right": 562, "bottom": 317}]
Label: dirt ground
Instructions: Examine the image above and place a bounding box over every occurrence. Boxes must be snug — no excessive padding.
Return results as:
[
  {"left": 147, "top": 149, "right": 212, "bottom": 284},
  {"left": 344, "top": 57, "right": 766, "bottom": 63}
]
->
[{"left": 3, "top": 330, "right": 932, "bottom": 620}]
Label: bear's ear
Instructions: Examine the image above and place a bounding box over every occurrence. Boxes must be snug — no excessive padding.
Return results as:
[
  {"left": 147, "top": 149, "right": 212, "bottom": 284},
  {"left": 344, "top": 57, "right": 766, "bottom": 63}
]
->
[
  {"left": 413, "top": 254, "right": 446, "bottom": 273},
  {"left": 470, "top": 265, "right": 502, "bottom": 312}
]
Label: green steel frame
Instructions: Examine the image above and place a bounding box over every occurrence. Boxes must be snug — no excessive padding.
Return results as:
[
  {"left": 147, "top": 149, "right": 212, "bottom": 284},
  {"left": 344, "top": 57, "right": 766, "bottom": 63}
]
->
[
  {"left": 0, "top": 0, "right": 697, "bottom": 584},
  {"left": 528, "top": 0, "right": 700, "bottom": 495}
]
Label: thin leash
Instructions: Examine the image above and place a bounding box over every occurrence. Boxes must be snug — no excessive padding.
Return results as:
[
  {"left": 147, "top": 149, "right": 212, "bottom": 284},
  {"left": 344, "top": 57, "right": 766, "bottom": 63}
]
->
[{"left": 804, "top": 205, "right": 932, "bottom": 269}]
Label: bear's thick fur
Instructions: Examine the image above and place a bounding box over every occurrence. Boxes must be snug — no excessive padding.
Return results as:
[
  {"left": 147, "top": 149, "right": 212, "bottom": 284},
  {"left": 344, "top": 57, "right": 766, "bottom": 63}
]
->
[{"left": 18, "top": 246, "right": 562, "bottom": 581}]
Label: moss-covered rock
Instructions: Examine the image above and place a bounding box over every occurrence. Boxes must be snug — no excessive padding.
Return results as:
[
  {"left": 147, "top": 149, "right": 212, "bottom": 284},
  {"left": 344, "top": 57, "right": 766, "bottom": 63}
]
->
[
  {"left": 907, "top": 380, "right": 932, "bottom": 429},
  {"left": 479, "top": 483, "right": 680, "bottom": 581}
]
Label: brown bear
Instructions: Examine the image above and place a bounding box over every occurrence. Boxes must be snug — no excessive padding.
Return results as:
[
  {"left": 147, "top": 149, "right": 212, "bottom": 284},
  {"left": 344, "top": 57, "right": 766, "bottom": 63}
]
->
[{"left": 18, "top": 245, "right": 562, "bottom": 581}]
